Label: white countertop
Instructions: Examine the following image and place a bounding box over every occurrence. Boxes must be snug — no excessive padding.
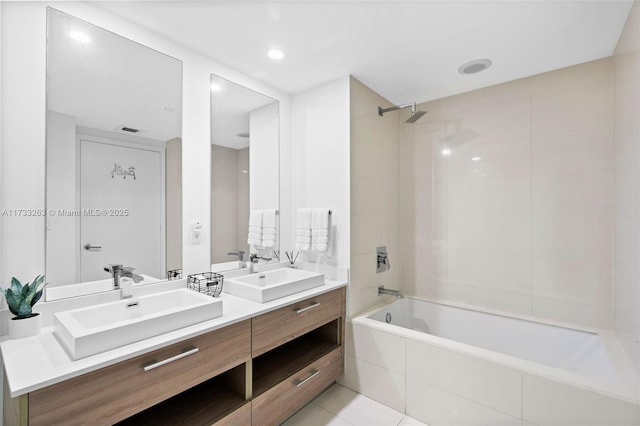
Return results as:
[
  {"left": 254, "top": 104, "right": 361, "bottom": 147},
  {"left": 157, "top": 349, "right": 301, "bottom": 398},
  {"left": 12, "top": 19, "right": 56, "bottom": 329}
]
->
[{"left": 1, "top": 277, "right": 347, "bottom": 398}]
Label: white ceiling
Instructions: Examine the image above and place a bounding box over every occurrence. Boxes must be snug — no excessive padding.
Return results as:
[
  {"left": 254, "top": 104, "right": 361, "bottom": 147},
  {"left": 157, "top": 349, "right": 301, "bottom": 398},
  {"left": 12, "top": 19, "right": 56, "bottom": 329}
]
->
[
  {"left": 47, "top": 8, "right": 182, "bottom": 142},
  {"left": 96, "top": 0, "right": 633, "bottom": 105}
]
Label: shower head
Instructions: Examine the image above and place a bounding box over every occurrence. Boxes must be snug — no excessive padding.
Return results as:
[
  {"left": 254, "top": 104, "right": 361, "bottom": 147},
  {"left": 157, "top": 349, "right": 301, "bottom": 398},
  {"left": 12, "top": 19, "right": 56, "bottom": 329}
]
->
[
  {"left": 377, "top": 102, "right": 427, "bottom": 123},
  {"left": 405, "top": 110, "right": 427, "bottom": 123}
]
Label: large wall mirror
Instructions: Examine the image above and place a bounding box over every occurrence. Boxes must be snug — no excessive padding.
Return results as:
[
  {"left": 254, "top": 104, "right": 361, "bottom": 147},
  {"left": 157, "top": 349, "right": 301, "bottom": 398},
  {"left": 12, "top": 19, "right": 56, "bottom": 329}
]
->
[
  {"left": 45, "top": 8, "right": 183, "bottom": 300},
  {"left": 210, "top": 75, "right": 279, "bottom": 272}
]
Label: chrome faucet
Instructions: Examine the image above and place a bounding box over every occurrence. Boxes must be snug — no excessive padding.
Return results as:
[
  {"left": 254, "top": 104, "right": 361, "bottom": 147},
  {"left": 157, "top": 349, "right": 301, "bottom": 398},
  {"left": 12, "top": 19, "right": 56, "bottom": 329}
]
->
[
  {"left": 120, "top": 266, "right": 143, "bottom": 283},
  {"left": 249, "top": 254, "right": 272, "bottom": 274},
  {"left": 104, "top": 264, "right": 143, "bottom": 295},
  {"left": 228, "top": 250, "right": 247, "bottom": 268},
  {"left": 378, "top": 286, "right": 404, "bottom": 299},
  {"left": 104, "top": 264, "right": 124, "bottom": 288}
]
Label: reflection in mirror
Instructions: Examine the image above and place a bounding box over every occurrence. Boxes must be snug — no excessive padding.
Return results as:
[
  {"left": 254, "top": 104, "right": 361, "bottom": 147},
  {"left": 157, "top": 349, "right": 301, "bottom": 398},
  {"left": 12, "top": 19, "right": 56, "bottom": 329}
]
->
[
  {"left": 210, "top": 75, "right": 279, "bottom": 272},
  {"left": 45, "top": 9, "right": 182, "bottom": 300}
]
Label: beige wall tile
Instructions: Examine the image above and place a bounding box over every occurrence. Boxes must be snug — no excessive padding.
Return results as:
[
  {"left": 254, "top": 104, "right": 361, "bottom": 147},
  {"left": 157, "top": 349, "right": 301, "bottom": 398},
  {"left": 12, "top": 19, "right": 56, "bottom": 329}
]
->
[
  {"left": 531, "top": 81, "right": 611, "bottom": 136},
  {"left": 349, "top": 77, "right": 402, "bottom": 315},
  {"left": 395, "top": 58, "right": 615, "bottom": 328},
  {"left": 531, "top": 126, "right": 613, "bottom": 176},
  {"left": 352, "top": 55, "right": 621, "bottom": 330},
  {"left": 613, "top": 2, "right": 640, "bottom": 348},
  {"left": 531, "top": 257, "right": 612, "bottom": 306},
  {"left": 531, "top": 58, "right": 612, "bottom": 97}
]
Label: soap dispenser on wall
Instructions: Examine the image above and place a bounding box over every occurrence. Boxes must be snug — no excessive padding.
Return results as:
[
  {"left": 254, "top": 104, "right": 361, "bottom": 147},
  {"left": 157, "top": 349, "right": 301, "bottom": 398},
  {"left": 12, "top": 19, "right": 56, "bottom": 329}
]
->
[{"left": 191, "top": 221, "right": 204, "bottom": 245}]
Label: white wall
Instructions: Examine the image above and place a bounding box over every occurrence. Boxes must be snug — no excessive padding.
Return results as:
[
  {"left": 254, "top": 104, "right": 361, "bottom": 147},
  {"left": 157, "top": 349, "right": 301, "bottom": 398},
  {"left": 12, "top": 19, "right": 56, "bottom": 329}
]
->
[
  {"left": 0, "top": 1, "right": 291, "bottom": 288},
  {"left": 249, "top": 102, "right": 279, "bottom": 211},
  {"left": 291, "top": 77, "right": 350, "bottom": 269},
  {"left": 45, "top": 111, "right": 77, "bottom": 286},
  {"left": 0, "top": 1, "right": 4, "bottom": 408},
  {"left": 1, "top": 2, "right": 46, "bottom": 286}
]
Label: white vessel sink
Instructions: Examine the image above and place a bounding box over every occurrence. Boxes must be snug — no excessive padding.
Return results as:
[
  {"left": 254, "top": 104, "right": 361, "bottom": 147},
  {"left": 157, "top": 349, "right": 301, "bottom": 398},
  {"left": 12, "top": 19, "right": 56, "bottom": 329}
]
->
[
  {"left": 224, "top": 268, "right": 324, "bottom": 303},
  {"left": 54, "top": 288, "right": 222, "bottom": 360}
]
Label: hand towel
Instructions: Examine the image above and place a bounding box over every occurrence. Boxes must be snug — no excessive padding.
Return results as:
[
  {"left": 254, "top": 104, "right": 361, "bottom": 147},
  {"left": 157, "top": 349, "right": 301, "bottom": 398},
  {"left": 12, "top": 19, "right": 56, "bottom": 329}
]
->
[
  {"left": 261, "top": 209, "right": 278, "bottom": 248},
  {"left": 247, "top": 210, "right": 262, "bottom": 246},
  {"left": 295, "top": 208, "right": 312, "bottom": 251},
  {"left": 311, "top": 208, "right": 331, "bottom": 252}
]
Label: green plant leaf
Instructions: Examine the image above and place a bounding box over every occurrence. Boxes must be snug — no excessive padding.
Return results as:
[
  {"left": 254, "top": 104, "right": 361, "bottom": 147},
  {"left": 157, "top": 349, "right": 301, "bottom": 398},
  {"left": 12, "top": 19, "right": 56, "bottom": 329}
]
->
[
  {"left": 17, "top": 300, "right": 32, "bottom": 319},
  {"left": 5, "top": 289, "right": 21, "bottom": 317},
  {"left": 10, "top": 277, "right": 22, "bottom": 294},
  {"left": 30, "top": 290, "right": 43, "bottom": 307},
  {"left": 25, "top": 275, "right": 45, "bottom": 306},
  {"left": 21, "top": 283, "right": 30, "bottom": 298}
]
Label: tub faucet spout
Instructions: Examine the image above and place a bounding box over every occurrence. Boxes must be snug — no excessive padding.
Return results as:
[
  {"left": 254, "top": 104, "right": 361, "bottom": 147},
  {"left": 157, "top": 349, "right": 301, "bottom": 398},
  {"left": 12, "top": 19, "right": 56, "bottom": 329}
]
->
[{"left": 378, "top": 286, "right": 404, "bottom": 299}]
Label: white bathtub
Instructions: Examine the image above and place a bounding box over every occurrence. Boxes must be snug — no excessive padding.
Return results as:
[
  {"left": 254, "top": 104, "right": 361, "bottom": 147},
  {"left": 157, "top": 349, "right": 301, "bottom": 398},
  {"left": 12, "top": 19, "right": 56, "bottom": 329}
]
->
[{"left": 344, "top": 297, "right": 640, "bottom": 426}]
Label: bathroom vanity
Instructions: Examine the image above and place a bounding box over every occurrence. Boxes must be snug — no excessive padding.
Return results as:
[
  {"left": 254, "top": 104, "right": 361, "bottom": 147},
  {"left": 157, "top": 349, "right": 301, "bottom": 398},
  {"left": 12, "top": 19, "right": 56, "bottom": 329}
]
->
[{"left": 2, "top": 281, "right": 346, "bottom": 425}]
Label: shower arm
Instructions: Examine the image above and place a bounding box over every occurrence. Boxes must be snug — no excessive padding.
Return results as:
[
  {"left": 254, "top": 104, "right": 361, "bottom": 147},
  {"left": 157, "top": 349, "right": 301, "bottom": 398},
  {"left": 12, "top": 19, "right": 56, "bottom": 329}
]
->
[{"left": 378, "top": 103, "right": 416, "bottom": 117}]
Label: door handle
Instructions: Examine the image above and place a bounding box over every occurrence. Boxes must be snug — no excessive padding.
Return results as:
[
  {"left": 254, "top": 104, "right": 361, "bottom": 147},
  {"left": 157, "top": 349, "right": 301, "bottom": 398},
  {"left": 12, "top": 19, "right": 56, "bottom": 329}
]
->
[{"left": 84, "top": 244, "right": 102, "bottom": 251}]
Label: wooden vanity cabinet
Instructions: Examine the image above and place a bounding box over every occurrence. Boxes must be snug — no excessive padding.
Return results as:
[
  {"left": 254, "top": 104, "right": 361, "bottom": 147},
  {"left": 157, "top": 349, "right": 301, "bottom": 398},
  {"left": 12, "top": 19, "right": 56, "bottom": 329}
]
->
[
  {"left": 252, "top": 289, "right": 342, "bottom": 357},
  {"left": 30, "top": 320, "right": 251, "bottom": 426},
  {"left": 251, "top": 288, "right": 346, "bottom": 425},
  {"left": 3, "top": 287, "right": 346, "bottom": 426}
]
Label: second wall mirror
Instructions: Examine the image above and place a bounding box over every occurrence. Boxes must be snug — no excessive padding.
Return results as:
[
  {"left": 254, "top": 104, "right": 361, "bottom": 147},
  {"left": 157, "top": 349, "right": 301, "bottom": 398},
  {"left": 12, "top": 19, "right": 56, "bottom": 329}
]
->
[{"left": 210, "top": 75, "right": 279, "bottom": 272}]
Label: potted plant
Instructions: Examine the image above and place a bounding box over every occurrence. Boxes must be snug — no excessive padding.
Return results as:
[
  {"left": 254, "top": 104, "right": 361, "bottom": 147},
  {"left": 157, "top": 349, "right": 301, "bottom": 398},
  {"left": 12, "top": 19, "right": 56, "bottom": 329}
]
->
[{"left": 2, "top": 275, "right": 46, "bottom": 339}]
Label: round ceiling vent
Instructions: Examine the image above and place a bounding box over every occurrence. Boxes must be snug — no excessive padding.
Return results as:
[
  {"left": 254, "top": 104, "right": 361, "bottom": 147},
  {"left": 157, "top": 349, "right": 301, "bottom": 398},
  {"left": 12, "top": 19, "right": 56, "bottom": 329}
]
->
[{"left": 458, "top": 59, "right": 492, "bottom": 75}]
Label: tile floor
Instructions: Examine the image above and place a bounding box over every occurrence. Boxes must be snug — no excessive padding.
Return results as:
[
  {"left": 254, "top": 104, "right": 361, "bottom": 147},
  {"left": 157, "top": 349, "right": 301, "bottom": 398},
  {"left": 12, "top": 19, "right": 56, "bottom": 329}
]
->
[{"left": 282, "top": 384, "right": 428, "bottom": 426}]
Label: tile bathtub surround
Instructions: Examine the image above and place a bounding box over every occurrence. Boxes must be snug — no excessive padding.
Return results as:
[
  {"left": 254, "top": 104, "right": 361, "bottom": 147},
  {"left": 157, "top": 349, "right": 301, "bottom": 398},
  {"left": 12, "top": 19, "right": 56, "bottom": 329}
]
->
[
  {"left": 613, "top": 0, "right": 640, "bottom": 382},
  {"left": 349, "top": 77, "right": 402, "bottom": 316},
  {"left": 399, "top": 58, "right": 616, "bottom": 329},
  {"left": 343, "top": 320, "right": 640, "bottom": 426}
]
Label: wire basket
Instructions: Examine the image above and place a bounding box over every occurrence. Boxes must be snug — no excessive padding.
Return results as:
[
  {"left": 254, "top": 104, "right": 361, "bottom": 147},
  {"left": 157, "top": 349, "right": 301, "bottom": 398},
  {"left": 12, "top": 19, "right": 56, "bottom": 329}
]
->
[
  {"left": 187, "top": 272, "right": 224, "bottom": 297},
  {"left": 167, "top": 268, "right": 183, "bottom": 280}
]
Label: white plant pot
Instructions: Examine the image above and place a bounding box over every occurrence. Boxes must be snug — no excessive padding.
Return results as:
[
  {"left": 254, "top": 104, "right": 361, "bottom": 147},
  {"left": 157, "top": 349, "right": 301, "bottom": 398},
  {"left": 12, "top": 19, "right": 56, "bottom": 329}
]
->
[{"left": 9, "top": 314, "right": 42, "bottom": 339}]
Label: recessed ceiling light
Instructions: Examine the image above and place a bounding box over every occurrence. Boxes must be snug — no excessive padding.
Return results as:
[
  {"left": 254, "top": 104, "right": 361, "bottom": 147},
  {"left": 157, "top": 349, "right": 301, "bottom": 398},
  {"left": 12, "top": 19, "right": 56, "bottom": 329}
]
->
[
  {"left": 210, "top": 83, "right": 222, "bottom": 92},
  {"left": 458, "top": 59, "right": 492, "bottom": 75},
  {"left": 472, "top": 157, "right": 481, "bottom": 161},
  {"left": 267, "top": 49, "right": 284, "bottom": 60},
  {"left": 69, "top": 31, "right": 90, "bottom": 44},
  {"left": 441, "top": 148, "right": 451, "bottom": 157}
]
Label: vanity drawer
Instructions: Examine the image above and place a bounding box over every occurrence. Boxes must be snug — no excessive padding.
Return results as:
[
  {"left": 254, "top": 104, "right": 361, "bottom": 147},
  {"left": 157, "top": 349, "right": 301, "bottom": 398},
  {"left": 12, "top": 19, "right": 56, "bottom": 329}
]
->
[
  {"left": 213, "top": 401, "right": 251, "bottom": 426},
  {"left": 29, "top": 320, "right": 251, "bottom": 426},
  {"left": 251, "top": 347, "right": 342, "bottom": 426},
  {"left": 252, "top": 289, "right": 342, "bottom": 357}
]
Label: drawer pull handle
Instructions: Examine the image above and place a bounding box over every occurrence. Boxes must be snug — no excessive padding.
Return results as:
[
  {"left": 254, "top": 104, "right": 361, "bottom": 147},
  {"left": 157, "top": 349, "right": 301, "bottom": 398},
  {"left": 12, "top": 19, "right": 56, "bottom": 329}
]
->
[
  {"left": 142, "top": 347, "right": 199, "bottom": 372},
  {"left": 294, "top": 369, "right": 320, "bottom": 387},
  {"left": 295, "top": 302, "right": 320, "bottom": 314}
]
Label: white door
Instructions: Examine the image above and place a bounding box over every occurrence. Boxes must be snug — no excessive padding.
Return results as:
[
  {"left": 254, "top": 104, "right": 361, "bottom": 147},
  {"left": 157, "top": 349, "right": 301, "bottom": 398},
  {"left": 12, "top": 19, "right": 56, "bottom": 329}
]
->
[{"left": 80, "top": 139, "right": 164, "bottom": 282}]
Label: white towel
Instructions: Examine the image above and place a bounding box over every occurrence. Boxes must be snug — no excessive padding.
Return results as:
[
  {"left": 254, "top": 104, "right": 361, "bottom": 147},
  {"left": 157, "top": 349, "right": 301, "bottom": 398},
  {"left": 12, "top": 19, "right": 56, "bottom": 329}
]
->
[
  {"left": 261, "top": 209, "right": 278, "bottom": 248},
  {"left": 311, "top": 208, "right": 331, "bottom": 252},
  {"left": 295, "top": 208, "right": 312, "bottom": 251},
  {"left": 247, "top": 210, "right": 262, "bottom": 246}
]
